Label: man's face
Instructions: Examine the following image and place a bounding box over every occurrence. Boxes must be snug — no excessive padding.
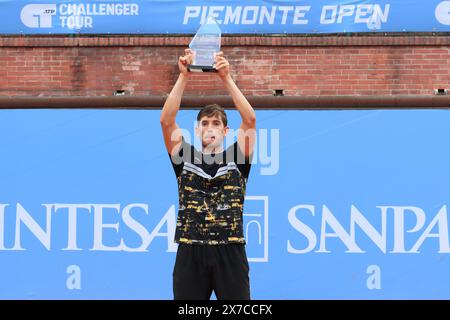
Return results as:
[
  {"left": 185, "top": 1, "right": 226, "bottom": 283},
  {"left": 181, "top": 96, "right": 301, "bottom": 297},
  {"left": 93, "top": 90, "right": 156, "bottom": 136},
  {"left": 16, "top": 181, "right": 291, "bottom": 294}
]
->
[{"left": 196, "top": 115, "right": 229, "bottom": 149}]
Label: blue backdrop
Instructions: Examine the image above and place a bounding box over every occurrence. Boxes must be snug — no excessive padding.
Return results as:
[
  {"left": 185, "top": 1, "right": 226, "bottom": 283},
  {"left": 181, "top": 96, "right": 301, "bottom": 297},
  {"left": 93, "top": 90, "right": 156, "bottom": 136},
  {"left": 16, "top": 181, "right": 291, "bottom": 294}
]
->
[
  {"left": 1, "top": 0, "right": 449, "bottom": 34},
  {"left": 0, "top": 109, "right": 450, "bottom": 299}
]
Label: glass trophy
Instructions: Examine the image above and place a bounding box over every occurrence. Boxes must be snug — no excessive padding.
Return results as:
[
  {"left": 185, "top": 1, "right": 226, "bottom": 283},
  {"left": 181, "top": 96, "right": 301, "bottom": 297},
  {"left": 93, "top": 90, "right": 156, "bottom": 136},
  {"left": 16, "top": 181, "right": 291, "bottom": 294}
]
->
[{"left": 188, "top": 16, "right": 222, "bottom": 72}]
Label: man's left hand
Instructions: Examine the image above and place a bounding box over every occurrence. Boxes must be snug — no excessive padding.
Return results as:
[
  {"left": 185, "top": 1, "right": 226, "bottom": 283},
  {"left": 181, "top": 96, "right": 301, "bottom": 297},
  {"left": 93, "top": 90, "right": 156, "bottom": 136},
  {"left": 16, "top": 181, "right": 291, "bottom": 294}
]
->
[{"left": 214, "top": 51, "right": 230, "bottom": 79}]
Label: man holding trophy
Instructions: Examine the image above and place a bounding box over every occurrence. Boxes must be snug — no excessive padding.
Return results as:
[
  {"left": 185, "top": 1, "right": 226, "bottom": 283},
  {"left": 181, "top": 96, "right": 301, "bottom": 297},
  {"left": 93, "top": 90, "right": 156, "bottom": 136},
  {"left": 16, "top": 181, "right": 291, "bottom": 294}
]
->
[{"left": 160, "top": 18, "right": 256, "bottom": 300}]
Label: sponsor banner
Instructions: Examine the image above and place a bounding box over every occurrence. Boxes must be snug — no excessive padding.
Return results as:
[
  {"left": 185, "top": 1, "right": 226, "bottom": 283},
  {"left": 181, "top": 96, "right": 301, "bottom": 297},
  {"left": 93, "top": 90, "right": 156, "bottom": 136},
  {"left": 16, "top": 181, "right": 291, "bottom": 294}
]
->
[
  {"left": 1, "top": 109, "right": 450, "bottom": 298},
  {"left": 0, "top": 0, "right": 449, "bottom": 34}
]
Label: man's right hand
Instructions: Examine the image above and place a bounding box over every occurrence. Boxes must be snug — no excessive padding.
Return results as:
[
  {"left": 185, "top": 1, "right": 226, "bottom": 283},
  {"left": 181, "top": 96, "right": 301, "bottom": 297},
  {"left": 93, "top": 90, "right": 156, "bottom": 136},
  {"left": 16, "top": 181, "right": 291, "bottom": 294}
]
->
[{"left": 178, "top": 48, "right": 194, "bottom": 75}]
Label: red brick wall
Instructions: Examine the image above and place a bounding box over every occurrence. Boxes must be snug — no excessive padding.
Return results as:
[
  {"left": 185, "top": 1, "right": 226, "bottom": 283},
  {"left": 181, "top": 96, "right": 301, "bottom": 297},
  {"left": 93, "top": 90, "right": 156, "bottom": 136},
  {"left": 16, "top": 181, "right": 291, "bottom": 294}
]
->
[{"left": 1, "top": 35, "right": 449, "bottom": 97}]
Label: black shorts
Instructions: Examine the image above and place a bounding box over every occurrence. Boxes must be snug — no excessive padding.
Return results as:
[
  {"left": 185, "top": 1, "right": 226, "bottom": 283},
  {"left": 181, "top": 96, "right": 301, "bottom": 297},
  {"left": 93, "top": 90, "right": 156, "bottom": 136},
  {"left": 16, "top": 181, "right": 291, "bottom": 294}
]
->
[{"left": 173, "top": 243, "right": 251, "bottom": 300}]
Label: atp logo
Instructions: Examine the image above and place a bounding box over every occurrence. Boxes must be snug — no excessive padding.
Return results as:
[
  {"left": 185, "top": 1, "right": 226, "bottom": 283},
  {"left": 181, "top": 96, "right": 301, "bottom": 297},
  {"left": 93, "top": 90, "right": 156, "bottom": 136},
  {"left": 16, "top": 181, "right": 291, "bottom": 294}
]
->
[
  {"left": 436, "top": 1, "right": 450, "bottom": 25},
  {"left": 20, "top": 4, "right": 57, "bottom": 28}
]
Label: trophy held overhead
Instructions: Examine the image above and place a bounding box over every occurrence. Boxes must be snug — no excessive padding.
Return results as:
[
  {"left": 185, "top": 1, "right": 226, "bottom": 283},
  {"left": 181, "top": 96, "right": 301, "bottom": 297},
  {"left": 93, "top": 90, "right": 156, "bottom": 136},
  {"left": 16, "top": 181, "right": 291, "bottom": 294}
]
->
[{"left": 188, "top": 16, "right": 221, "bottom": 73}]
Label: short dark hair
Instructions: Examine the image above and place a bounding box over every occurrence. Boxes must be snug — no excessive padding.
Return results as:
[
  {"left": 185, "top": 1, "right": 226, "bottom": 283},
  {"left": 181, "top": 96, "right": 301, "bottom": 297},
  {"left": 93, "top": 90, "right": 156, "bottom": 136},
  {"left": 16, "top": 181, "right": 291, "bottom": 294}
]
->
[{"left": 197, "top": 104, "right": 228, "bottom": 126}]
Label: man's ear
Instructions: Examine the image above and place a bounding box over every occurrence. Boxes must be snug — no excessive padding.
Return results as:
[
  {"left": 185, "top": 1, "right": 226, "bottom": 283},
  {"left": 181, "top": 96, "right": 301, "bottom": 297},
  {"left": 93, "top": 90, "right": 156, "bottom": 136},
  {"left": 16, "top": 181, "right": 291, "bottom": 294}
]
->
[{"left": 223, "top": 126, "right": 229, "bottom": 136}]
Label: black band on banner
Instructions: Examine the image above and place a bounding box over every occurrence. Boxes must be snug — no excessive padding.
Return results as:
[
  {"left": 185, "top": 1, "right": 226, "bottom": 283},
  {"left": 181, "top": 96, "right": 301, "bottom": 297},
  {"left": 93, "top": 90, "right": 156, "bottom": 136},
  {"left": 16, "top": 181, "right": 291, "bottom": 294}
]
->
[{"left": 0, "top": 300, "right": 448, "bottom": 318}]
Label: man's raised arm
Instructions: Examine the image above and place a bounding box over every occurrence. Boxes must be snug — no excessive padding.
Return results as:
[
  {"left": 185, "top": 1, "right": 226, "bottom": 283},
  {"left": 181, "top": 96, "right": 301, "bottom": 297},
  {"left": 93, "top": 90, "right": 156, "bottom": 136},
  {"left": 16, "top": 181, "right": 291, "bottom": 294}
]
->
[
  {"left": 215, "top": 52, "right": 256, "bottom": 158},
  {"left": 160, "top": 49, "right": 193, "bottom": 156}
]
